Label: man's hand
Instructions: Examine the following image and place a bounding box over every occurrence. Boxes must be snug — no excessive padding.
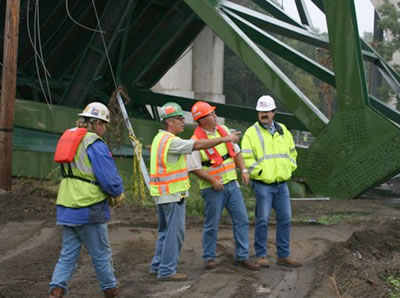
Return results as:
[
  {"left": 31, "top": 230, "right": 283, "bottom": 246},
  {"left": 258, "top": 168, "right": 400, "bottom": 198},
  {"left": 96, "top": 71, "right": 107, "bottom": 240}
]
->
[
  {"left": 223, "top": 131, "right": 240, "bottom": 144},
  {"left": 241, "top": 170, "right": 250, "bottom": 186},
  {"left": 109, "top": 193, "right": 125, "bottom": 208},
  {"left": 211, "top": 178, "right": 224, "bottom": 191}
]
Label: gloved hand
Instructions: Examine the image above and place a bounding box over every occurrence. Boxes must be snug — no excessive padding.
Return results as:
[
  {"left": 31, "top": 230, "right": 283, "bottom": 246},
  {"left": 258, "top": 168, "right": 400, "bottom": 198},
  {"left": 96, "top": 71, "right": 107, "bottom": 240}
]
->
[{"left": 109, "top": 193, "right": 125, "bottom": 208}]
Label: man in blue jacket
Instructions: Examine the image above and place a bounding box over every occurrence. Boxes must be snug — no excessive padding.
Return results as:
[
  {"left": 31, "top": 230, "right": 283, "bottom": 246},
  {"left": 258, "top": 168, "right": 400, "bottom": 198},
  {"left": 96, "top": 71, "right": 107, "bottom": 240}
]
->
[{"left": 49, "top": 102, "right": 124, "bottom": 298}]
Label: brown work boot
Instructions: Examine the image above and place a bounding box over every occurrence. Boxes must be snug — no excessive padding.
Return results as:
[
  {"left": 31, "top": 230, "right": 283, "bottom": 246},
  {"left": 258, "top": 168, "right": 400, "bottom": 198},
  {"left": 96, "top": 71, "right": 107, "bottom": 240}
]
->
[
  {"left": 49, "top": 287, "right": 64, "bottom": 298},
  {"left": 104, "top": 287, "right": 119, "bottom": 298},
  {"left": 257, "top": 256, "right": 270, "bottom": 267},
  {"left": 204, "top": 259, "right": 217, "bottom": 270},
  {"left": 234, "top": 259, "right": 260, "bottom": 271},
  {"left": 277, "top": 257, "right": 302, "bottom": 267},
  {"left": 158, "top": 273, "right": 188, "bottom": 281}
]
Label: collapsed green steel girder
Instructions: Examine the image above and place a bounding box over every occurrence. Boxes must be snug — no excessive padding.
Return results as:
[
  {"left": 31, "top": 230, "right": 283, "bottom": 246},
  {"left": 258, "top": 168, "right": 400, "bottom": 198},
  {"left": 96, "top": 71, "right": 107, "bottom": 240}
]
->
[
  {"left": 303, "top": 0, "right": 400, "bottom": 198},
  {"left": 182, "top": 0, "right": 400, "bottom": 199},
  {"left": 127, "top": 87, "right": 307, "bottom": 130},
  {"left": 2, "top": 0, "right": 400, "bottom": 199},
  {"left": 223, "top": 8, "right": 335, "bottom": 86},
  {"left": 184, "top": 0, "right": 328, "bottom": 137}
]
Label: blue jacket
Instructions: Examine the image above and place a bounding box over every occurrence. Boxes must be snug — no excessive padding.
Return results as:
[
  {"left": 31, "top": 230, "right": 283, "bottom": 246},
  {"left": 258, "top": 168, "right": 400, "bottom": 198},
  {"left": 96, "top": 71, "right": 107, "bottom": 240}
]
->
[{"left": 56, "top": 139, "right": 124, "bottom": 225}]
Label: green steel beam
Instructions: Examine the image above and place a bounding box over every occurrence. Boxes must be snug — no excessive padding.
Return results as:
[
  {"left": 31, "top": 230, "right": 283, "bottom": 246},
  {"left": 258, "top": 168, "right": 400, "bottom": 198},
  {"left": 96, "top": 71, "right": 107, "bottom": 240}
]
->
[
  {"left": 300, "top": 0, "right": 400, "bottom": 198},
  {"left": 324, "top": 0, "right": 369, "bottom": 108},
  {"left": 136, "top": 19, "right": 204, "bottom": 88},
  {"left": 369, "top": 95, "right": 400, "bottom": 125},
  {"left": 252, "top": 0, "right": 304, "bottom": 28},
  {"left": 131, "top": 13, "right": 197, "bottom": 85},
  {"left": 61, "top": 0, "right": 133, "bottom": 107},
  {"left": 222, "top": 1, "right": 379, "bottom": 64},
  {"left": 124, "top": 1, "right": 190, "bottom": 84},
  {"left": 222, "top": 1, "right": 328, "bottom": 48},
  {"left": 126, "top": 87, "right": 307, "bottom": 130},
  {"left": 295, "top": 0, "right": 312, "bottom": 27},
  {"left": 17, "top": 77, "right": 69, "bottom": 89},
  {"left": 116, "top": 2, "right": 138, "bottom": 84},
  {"left": 18, "top": 0, "right": 66, "bottom": 67},
  {"left": 20, "top": 1, "right": 96, "bottom": 76},
  {"left": 224, "top": 8, "right": 335, "bottom": 86},
  {"left": 184, "top": 0, "right": 327, "bottom": 136},
  {"left": 310, "top": 0, "right": 324, "bottom": 11},
  {"left": 377, "top": 61, "right": 400, "bottom": 96}
]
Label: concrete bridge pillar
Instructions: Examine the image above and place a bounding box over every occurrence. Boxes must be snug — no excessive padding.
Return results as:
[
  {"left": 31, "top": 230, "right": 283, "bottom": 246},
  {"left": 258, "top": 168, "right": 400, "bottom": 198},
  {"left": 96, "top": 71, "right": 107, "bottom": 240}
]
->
[{"left": 152, "top": 27, "right": 225, "bottom": 123}]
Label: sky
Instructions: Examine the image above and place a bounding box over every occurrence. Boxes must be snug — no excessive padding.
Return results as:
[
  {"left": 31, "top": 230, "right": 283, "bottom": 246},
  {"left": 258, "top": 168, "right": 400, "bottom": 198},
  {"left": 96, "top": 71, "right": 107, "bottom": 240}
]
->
[{"left": 281, "top": 0, "right": 375, "bottom": 36}]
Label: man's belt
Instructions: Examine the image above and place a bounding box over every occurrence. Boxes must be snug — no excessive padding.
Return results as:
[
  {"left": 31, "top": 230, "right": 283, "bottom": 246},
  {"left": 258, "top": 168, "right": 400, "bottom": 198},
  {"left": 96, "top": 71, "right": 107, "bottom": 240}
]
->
[
  {"left": 201, "top": 153, "right": 231, "bottom": 167},
  {"left": 254, "top": 179, "right": 287, "bottom": 186}
]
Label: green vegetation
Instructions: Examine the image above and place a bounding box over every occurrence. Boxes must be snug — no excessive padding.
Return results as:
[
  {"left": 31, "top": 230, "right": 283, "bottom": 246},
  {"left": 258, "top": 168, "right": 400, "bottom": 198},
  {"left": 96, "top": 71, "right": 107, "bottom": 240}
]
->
[
  {"left": 387, "top": 275, "right": 400, "bottom": 298},
  {"left": 375, "top": 0, "right": 400, "bottom": 109},
  {"left": 293, "top": 212, "right": 370, "bottom": 225},
  {"left": 123, "top": 172, "right": 258, "bottom": 219}
]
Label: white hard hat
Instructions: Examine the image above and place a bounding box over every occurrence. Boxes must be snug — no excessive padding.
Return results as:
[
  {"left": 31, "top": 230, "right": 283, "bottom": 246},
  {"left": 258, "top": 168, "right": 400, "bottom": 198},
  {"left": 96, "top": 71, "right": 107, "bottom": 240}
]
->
[
  {"left": 256, "top": 95, "right": 276, "bottom": 112},
  {"left": 78, "top": 102, "right": 110, "bottom": 123}
]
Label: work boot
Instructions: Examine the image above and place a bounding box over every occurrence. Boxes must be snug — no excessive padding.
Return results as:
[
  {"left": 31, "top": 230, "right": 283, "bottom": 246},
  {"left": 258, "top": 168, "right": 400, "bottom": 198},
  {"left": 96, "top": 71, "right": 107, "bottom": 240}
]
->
[
  {"left": 204, "top": 259, "right": 217, "bottom": 270},
  {"left": 49, "top": 287, "right": 64, "bottom": 298},
  {"left": 158, "top": 273, "right": 188, "bottom": 281},
  {"left": 234, "top": 259, "right": 260, "bottom": 271},
  {"left": 277, "top": 257, "right": 302, "bottom": 267},
  {"left": 104, "top": 287, "right": 119, "bottom": 298},
  {"left": 257, "top": 256, "right": 270, "bottom": 267}
]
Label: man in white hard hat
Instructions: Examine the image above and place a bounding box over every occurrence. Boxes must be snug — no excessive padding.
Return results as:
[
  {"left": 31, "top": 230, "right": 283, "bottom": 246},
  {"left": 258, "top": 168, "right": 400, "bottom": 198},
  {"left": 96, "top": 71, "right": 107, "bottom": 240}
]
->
[
  {"left": 49, "top": 102, "right": 124, "bottom": 298},
  {"left": 241, "top": 95, "right": 301, "bottom": 268}
]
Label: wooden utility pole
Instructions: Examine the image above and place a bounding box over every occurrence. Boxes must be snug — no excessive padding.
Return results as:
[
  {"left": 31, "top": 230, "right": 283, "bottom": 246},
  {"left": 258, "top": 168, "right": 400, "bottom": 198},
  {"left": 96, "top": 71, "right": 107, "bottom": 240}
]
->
[{"left": 0, "top": 0, "right": 21, "bottom": 191}]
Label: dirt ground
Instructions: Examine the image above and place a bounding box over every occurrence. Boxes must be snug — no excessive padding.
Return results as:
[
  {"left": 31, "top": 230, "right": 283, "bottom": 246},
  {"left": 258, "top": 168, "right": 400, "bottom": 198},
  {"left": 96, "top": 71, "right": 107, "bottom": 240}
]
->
[{"left": 1, "top": 178, "right": 400, "bottom": 298}]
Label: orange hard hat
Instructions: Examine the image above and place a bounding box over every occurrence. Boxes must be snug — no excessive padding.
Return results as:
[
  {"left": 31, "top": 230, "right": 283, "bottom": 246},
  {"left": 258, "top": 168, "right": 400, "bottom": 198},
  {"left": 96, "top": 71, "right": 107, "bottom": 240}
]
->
[{"left": 191, "top": 101, "right": 216, "bottom": 121}]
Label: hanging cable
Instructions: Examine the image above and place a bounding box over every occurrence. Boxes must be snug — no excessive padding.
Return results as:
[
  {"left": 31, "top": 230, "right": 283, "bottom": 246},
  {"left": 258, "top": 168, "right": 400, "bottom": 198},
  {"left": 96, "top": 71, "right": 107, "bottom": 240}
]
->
[
  {"left": 91, "top": 0, "right": 118, "bottom": 89},
  {"left": 26, "top": 0, "right": 50, "bottom": 76},
  {"left": 32, "top": 0, "right": 52, "bottom": 108},
  {"left": 66, "top": 0, "right": 105, "bottom": 34},
  {"left": 91, "top": 2, "right": 150, "bottom": 197},
  {"left": 35, "top": 0, "right": 52, "bottom": 105}
]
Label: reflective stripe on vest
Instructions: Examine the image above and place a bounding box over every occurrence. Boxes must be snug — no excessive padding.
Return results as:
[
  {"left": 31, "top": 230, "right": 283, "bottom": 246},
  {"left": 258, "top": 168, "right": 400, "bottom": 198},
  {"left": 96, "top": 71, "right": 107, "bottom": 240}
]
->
[
  {"left": 205, "top": 160, "right": 236, "bottom": 177},
  {"left": 247, "top": 123, "right": 296, "bottom": 173},
  {"left": 56, "top": 132, "right": 107, "bottom": 208},
  {"left": 150, "top": 132, "right": 189, "bottom": 196},
  {"left": 72, "top": 133, "right": 99, "bottom": 175},
  {"left": 194, "top": 126, "right": 238, "bottom": 189}
]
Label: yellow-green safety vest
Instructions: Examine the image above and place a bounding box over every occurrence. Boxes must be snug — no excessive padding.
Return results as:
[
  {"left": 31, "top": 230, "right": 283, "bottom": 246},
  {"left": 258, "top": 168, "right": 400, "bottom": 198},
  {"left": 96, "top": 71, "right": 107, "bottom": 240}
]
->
[
  {"left": 150, "top": 131, "right": 190, "bottom": 196},
  {"left": 241, "top": 122, "right": 297, "bottom": 183},
  {"left": 193, "top": 125, "right": 237, "bottom": 190},
  {"left": 56, "top": 132, "right": 107, "bottom": 207}
]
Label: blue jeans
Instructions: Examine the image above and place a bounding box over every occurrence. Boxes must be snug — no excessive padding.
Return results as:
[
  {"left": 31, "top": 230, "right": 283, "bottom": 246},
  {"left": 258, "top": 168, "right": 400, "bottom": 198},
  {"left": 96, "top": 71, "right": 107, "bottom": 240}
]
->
[
  {"left": 150, "top": 201, "right": 185, "bottom": 278},
  {"left": 201, "top": 180, "right": 249, "bottom": 261},
  {"left": 253, "top": 180, "right": 292, "bottom": 258},
  {"left": 49, "top": 223, "right": 117, "bottom": 292}
]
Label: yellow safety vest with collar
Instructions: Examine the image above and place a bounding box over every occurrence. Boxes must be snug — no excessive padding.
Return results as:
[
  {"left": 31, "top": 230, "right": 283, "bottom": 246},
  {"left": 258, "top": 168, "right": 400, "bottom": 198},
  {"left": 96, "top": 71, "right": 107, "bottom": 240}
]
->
[
  {"left": 150, "top": 131, "right": 190, "bottom": 196},
  {"left": 56, "top": 132, "right": 107, "bottom": 207},
  {"left": 241, "top": 122, "right": 297, "bottom": 183},
  {"left": 192, "top": 125, "right": 237, "bottom": 190}
]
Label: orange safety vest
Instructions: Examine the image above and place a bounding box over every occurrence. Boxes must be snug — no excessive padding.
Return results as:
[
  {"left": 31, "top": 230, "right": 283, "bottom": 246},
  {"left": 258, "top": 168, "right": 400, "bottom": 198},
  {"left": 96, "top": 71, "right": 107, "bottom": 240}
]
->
[
  {"left": 193, "top": 125, "right": 236, "bottom": 167},
  {"left": 54, "top": 127, "right": 88, "bottom": 163}
]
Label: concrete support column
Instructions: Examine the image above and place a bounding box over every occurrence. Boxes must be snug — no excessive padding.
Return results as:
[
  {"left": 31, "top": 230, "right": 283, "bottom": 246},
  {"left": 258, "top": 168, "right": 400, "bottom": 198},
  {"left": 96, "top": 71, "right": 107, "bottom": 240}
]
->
[
  {"left": 151, "top": 49, "right": 195, "bottom": 119},
  {"left": 192, "top": 27, "right": 225, "bottom": 124},
  {"left": 152, "top": 27, "right": 226, "bottom": 123}
]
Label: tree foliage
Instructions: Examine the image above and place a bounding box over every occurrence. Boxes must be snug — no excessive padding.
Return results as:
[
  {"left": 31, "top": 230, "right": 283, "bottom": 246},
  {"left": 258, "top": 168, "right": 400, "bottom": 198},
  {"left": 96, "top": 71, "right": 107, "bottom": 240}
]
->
[{"left": 375, "top": 0, "right": 400, "bottom": 109}]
